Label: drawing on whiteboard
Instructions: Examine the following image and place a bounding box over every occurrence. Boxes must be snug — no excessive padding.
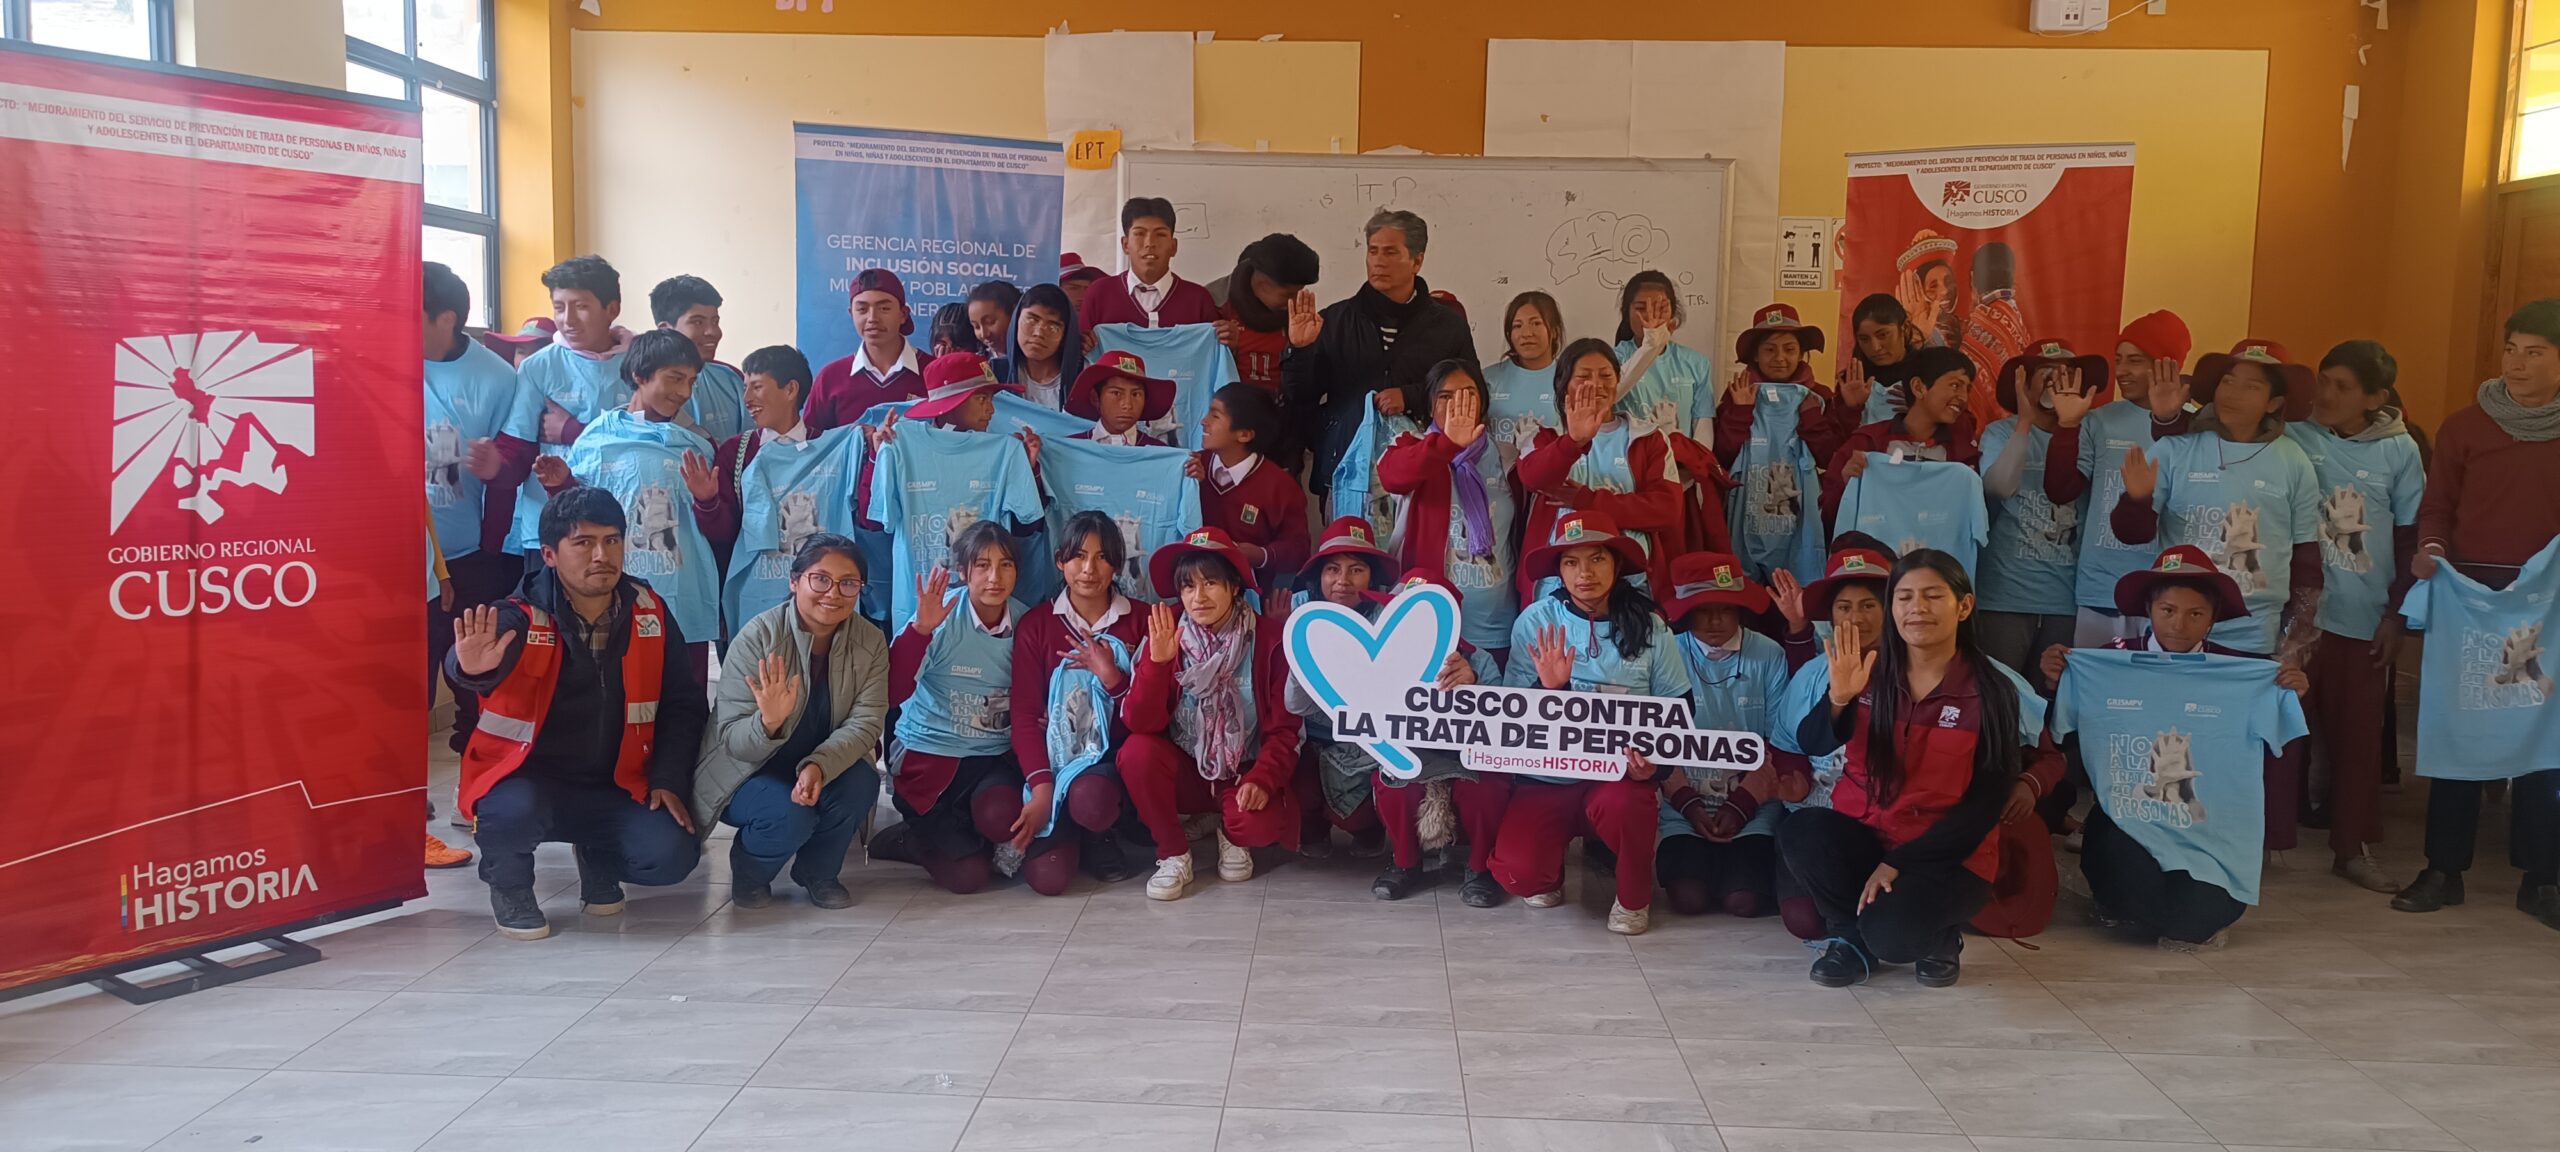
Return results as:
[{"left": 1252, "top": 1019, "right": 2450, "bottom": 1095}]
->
[
  {"left": 1172, "top": 202, "right": 1210, "bottom": 240},
  {"left": 1356, "top": 175, "right": 1421, "bottom": 205},
  {"left": 1545, "top": 212, "right": 1671, "bottom": 286}
]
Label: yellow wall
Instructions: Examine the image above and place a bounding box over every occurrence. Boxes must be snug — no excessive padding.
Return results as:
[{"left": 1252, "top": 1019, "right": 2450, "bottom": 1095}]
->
[
  {"left": 1195, "top": 41, "right": 1361, "bottom": 154},
  {"left": 1776, "top": 47, "right": 2269, "bottom": 372},
  {"left": 495, "top": 0, "right": 573, "bottom": 326}
]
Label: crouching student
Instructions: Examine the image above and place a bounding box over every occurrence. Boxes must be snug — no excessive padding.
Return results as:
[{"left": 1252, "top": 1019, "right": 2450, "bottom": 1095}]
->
[
  {"left": 1288, "top": 518, "right": 1403, "bottom": 858},
  {"left": 1778, "top": 551, "right": 2025, "bottom": 988},
  {"left": 1009, "top": 512, "right": 1152, "bottom": 893},
  {"left": 446, "top": 486, "right": 708, "bottom": 941},
  {"left": 1122, "top": 528, "right": 1303, "bottom": 900},
  {"left": 1764, "top": 543, "right": 1899, "bottom": 940},
  {"left": 1491, "top": 511, "right": 1694, "bottom": 936},
  {"left": 874, "top": 523, "right": 1030, "bottom": 894},
  {"left": 1349, "top": 573, "right": 1512, "bottom": 904},
  {"left": 2042, "top": 546, "right": 2308, "bottom": 950},
  {"left": 1379, "top": 359, "right": 1522, "bottom": 666},
  {"left": 1656, "top": 553, "right": 1805, "bottom": 919},
  {"left": 1516, "top": 340, "right": 1685, "bottom": 597},
  {"left": 691, "top": 534, "right": 888, "bottom": 909}
]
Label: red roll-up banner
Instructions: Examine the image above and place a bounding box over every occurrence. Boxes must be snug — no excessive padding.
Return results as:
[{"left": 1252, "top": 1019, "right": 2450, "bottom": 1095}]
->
[
  {"left": 0, "top": 44, "right": 425, "bottom": 993},
  {"left": 1838, "top": 143, "right": 2136, "bottom": 424}
]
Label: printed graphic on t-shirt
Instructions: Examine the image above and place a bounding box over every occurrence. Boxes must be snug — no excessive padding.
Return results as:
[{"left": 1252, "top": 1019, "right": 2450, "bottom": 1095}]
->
[
  {"left": 946, "top": 685, "right": 1009, "bottom": 734},
  {"left": 425, "top": 421, "right": 464, "bottom": 508},
  {"left": 1060, "top": 686, "right": 1103, "bottom": 756},
  {"left": 2318, "top": 484, "right": 2373, "bottom": 575},
  {"left": 752, "top": 488, "right": 824, "bottom": 582},
  {"left": 1630, "top": 397, "right": 1681, "bottom": 439},
  {"left": 1746, "top": 461, "right": 1799, "bottom": 534},
  {"left": 2177, "top": 500, "right": 2267, "bottom": 594},
  {"left": 1114, "top": 512, "right": 1148, "bottom": 590},
  {"left": 626, "top": 483, "right": 684, "bottom": 575},
  {"left": 2011, "top": 487, "right": 2079, "bottom": 561},
  {"left": 2105, "top": 725, "right": 2208, "bottom": 827},
  {"left": 1496, "top": 414, "right": 1548, "bottom": 472},
  {"left": 919, "top": 502, "right": 987, "bottom": 575},
  {"left": 1447, "top": 511, "right": 1503, "bottom": 592},
  {"left": 2467, "top": 622, "right": 2554, "bottom": 708}
]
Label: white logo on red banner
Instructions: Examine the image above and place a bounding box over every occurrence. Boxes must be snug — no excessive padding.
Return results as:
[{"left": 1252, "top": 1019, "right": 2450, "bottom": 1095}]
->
[{"left": 110, "top": 331, "right": 315, "bottom": 532}]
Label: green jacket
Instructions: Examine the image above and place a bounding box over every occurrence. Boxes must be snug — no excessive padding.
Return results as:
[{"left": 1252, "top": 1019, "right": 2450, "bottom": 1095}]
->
[{"left": 691, "top": 600, "right": 889, "bottom": 834}]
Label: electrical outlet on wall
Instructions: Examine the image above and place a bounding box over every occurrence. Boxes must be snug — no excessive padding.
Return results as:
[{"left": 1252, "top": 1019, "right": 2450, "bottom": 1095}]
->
[{"left": 2030, "top": 0, "right": 2110, "bottom": 33}]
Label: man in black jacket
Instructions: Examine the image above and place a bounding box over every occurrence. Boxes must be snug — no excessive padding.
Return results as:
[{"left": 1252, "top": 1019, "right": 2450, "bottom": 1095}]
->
[
  {"left": 446, "top": 485, "right": 708, "bottom": 940},
  {"left": 1283, "top": 208, "right": 1479, "bottom": 493}
]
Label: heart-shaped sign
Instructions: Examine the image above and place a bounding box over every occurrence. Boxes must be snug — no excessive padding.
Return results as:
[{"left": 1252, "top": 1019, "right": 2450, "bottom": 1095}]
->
[{"left": 1284, "top": 583, "right": 1461, "bottom": 779}]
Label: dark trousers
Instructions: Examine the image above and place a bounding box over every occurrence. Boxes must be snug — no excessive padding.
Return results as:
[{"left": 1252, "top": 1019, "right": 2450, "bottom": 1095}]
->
[
  {"left": 429, "top": 550, "right": 521, "bottom": 745},
  {"left": 473, "top": 774, "right": 700, "bottom": 891},
  {"left": 2424, "top": 769, "right": 2560, "bottom": 885},
  {"left": 723, "top": 762, "right": 879, "bottom": 889},
  {"left": 1776, "top": 807, "right": 1987, "bottom": 964},
  {"left": 1656, "top": 833, "right": 1777, "bottom": 917},
  {"left": 2079, "top": 807, "right": 2243, "bottom": 944},
  {"left": 1020, "top": 760, "right": 1135, "bottom": 897},
  {"left": 2306, "top": 630, "right": 2390, "bottom": 857},
  {"left": 892, "top": 752, "right": 1023, "bottom": 894}
]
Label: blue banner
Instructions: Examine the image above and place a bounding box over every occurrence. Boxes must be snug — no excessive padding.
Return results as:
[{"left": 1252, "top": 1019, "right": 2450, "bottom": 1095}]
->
[{"left": 794, "top": 123, "right": 1065, "bottom": 369}]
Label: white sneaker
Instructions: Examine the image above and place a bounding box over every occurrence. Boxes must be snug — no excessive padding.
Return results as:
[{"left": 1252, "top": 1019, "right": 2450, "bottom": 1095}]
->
[
  {"left": 1523, "top": 887, "right": 1566, "bottom": 908},
  {"left": 1217, "top": 829, "right": 1255, "bottom": 882},
  {"left": 1146, "top": 853, "right": 1194, "bottom": 901},
  {"left": 1607, "top": 900, "right": 1650, "bottom": 936}
]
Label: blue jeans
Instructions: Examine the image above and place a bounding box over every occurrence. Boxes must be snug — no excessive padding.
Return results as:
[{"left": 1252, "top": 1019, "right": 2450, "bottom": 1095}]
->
[
  {"left": 723, "top": 762, "right": 880, "bottom": 888},
  {"left": 474, "top": 774, "right": 701, "bottom": 891}
]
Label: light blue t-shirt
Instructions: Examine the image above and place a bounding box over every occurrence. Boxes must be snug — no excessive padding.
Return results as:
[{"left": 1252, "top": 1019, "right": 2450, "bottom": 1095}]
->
[
  {"left": 2053, "top": 648, "right": 2308, "bottom": 904},
  {"left": 2073, "top": 400, "right": 2172, "bottom": 611},
  {"left": 2283, "top": 420, "right": 2425, "bottom": 641},
  {"left": 1481, "top": 358, "right": 1556, "bottom": 475},
  {"left": 1093, "top": 322, "right": 1239, "bottom": 449},
  {"left": 894, "top": 599, "right": 1022, "bottom": 759},
  {"left": 864, "top": 420, "right": 1047, "bottom": 634},
  {"left": 423, "top": 339, "right": 520, "bottom": 562},
  {"left": 2402, "top": 539, "right": 2560, "bottom": 781},
  {"left": 504, "top": 341, "right": 631, "bottom": 554},
  {"left": 1038, "top": 435, "right": 1203, "bottom": 603},
  {"left": 723, "top": 426, "right": 864, "bottom": 633},
  {"left": 1504, "top": 594, "right": 1694, "bottom": 785},
  {"left": 1660, "top": 629, "right": 1793, "bottom": 843},
  {"left": 1977, "top": 417, "right": 2083, "bottom": 614},
  {"left": 1331, "top": 407, "right": 1425, "bottom": 541},
  {"left": 1615, "top": 338, "right": 1716, "bottom": 441},
  {"left": 1527, "top": 421, "right": 1653, "bottom": 601},
  {"left": 1728, "top": 381, "right": 1826, "bottom": 583},
  {"left": 1772, "top": 650, "right": 2051, "bottom": 812},
  {"left": 2141, "top": 429, "right": 2321, "bottom": 653},
  {"left": 1836, "top": 454, "right": 1990, "bottom": 575},
  {"left": 687, "top": 360, "right": 749, "bottom": 445},
  {"left": 561, "top": 410, "right": 721, "bottom": 643},
  {"left": 1409, "top": 430, "right": 1521, "bottom": 650}
]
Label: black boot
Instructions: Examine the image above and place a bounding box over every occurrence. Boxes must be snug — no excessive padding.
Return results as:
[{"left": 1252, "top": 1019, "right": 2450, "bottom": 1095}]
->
[
  {"left": 1808, "top": 938, "right": 1872, "bottom": 988},
  {"left": 2517, "top": 881, "right": 2560, "bottom": 931},
  {"left": 1915, "top": 937, "right": 1963, "bottom": 988},
  {"left": 1372, "top": 865, "right": 1423, "bottom": 901},
  {"left": 574, "top": 847, "right": 624, "bottom": 915},
  {"left": 1459, "top": 869, "right": 1505, "bottom": 908},
  {"left": 2390, "top": 869, "right": 2465, "bottom": 912},
  {"left": 489, "top": 886, "right": 550, "bottom": 940},
  {"left": 868, "top": 820, "right": 919, "bottom": 865},
  {"left": 1581, "top": 837, "right": 1618, "bottom": 872},
  {"left": 1084, "top": 829, "right": 1132, "bottom": 883}
]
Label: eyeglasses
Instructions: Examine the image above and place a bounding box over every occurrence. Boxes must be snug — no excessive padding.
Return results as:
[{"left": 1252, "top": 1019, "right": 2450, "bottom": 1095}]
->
[{"left": 800, "top": 573, "right": 864, "bottom": 596}]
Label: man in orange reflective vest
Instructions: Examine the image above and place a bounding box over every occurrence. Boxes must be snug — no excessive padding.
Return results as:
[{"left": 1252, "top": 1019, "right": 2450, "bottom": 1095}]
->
[{"left": 445, "top": 485, "right": 709, "bottom": 940}]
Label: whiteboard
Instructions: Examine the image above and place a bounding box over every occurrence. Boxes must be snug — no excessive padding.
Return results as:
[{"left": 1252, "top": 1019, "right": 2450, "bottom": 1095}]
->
[{"left": 1118, "top": 152, "right": 1732, "bottom": 367}]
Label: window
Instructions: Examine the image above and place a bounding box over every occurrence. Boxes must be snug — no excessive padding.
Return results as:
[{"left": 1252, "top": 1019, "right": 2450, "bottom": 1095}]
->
[
  {"left": 344, "top": 0, "right": 496, "bottom": 327},
  {"left": 3, "top": 0, "right": 174, "bottom": 62},
  {"left": 2514, "top": 1, "right": 2560, "bottom": 180}
]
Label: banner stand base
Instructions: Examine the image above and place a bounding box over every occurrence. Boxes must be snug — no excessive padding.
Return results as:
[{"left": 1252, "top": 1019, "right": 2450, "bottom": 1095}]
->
[{"left": 89, "top": 936, "right": 324, "bottom": 1005}]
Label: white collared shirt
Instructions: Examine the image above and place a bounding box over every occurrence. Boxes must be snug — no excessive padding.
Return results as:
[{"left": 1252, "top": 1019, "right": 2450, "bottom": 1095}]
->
[
  {"left": 1087, "top": 422, "right": 1141, "bottom": 446},
  {"left": 966, "top": 600, "right": 1019, "bottom": 637},
  {"left": 1128, "top": 269, "right": 1174, "bottom": 326},
  {"left": 1210, "top": 452, "right": 1259, "bottom": 491},
  {"left": 2144, "top": 632, "right": 2207, "bottom": 654},
  {"left": 1698, "top": 630, "right": 1745, "bottom": 661},
  {"left": 755, "top": 420, "right": 810, "bottom": 451},
  {"left": 1055, "top": 589, "right": 1134, "bottom": 638},
  {"left": 848, "top": 342, "right": 922, "bottom": 383}
]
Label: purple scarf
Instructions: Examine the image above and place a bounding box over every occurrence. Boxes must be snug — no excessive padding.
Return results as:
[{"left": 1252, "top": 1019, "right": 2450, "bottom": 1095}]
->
[{"left": 1441, "top": 426, "right": 1496, "bottom": 554}]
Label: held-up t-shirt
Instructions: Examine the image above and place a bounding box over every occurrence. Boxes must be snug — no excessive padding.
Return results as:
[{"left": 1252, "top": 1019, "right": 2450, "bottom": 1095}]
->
[
  {"left": 1835, "top": 454, "right": 1991, "bottom": 576},
  {"left": 1977, "top": 417, "right": 2083, "bottom": 614},
  {"left": 1482, "top": 358, "right": 1557, "bottom": 475},
  {"left": 724, "top": 426, "right": 864, "bottom": 631},
  {"left": 2283, "top": 421, "right": 2424, "bottom": 641},
  {"left": 1038, "top": 436, "right": 1203, "bottom": 603},
  {"left": 864, "top": 420, "right": 1046, "bottom": 634},
  {"left": 2073, "top": 400, "right": 2173, "bottom": 611},
  {"left": 2139, "top": 431, "right": 2320, "bottom": 653},
  {"left": 2401, "top": 538, "right": 2560, "bottom": 780},
  {"left": 1093, "top": 322, "right": 1240, "bottom": 449},
  {"left": 423, "top": 339, "right": 521, "bottom": 563},
  {"left": 505, "top": 341, "right": 631, "bottom": 554},
  {"left": 2052, "top": 648, "right": 2308, "bottom": 904},
  {"left": 562, "top": 410, "right": 722, "bottom": 643},
  {"left": 687, "top": 360, "right": 749, "bottom": 445}
]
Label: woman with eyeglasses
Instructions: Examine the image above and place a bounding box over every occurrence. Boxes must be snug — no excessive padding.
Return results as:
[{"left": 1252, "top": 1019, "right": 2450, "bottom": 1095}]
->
[{"left": 691, "top": 533, "right": 889, "bottom": 910}]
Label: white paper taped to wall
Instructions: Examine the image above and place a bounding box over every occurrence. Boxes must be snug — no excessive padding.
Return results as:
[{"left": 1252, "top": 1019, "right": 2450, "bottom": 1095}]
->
[{"left": 1045, "top": 30, "right": 1196, "bottom": 271}]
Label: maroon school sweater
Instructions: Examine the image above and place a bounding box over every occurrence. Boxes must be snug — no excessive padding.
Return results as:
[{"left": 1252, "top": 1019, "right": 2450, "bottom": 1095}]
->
[
  {"left": 1198, "top": 454, "right": 1311, "bottom": 592},
  {"left": 1079, "top": 273, "right": 1223, "bottom": 330},
  {"left": 1010, "top": 599, "right": 1151, "bottom": 787},
  {"left": 2417, "top": 403, "right": 2560, "bottom": 570},
  {"left": 806, "top": 352, "right": 923, "bottom": 432}
]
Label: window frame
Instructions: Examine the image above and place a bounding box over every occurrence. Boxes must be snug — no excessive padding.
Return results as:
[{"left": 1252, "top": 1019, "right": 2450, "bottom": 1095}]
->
[
  {"left": 2, "top": 0, "right": 177, "bottom": 62},
  {"left": 345, "top": 0, "right": 498, "bottom": 327}
]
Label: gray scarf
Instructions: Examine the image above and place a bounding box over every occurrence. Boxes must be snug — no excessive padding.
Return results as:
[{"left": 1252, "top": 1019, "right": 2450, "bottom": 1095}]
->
[{"left": 2478, "top": 379, "right": 2560, "bottom": 442}]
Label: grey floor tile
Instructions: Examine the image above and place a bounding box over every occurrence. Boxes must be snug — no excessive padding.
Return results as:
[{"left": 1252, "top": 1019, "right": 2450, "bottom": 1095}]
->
[
  {"left": 1680, "top": 1039, "right": 1958, "bottom": 1134},
  {"left": 2122, "top": 1052, "right": 2463, "bottom": 1150},
  {"left": 1218, "top": 1107, "right": 1471, "bottom": 1151},
  {"left": 1456, "top": 1030, "right": 1709, "bottom": 1123},
  {"left": 1992, "top": 928, "right": 2230, "bottom": 984},
  {"left": 1031, "top": 947, "right": 1250, "bottom": 1021},
  {"left": 0, "top": 988, "right": 147, "bottom": 1062},
  {"left": 2251, "top": 986, "right": 2558, "bottom": 1065},
  {"left": 513, "top": 998, "right": 806, "bottom": 1084},
  {"left": 419, "top": 1077, "right": 737, "bottom": 1152},
  {"left": 1646, "top": 969, "right": 1889, "bottom": 1045},
  {"left": 282, "top": 990, "right": 599, "bottom": 1075},
  {"left": 2358, "top": 1058, "right": 2560, "bottom": 1152},
  {"left": 53, "top": 986, "right": 387, "bottom": 1070},
  {"left": 2047, "top": 982, "right": 2328, "bottom": 1058},
  {"left": 1471, "top": 1118, "right": 1727, "bottom": 1150},
  {"left": 1898, "top": 1046, "right": 2209, "bottom": 1142},
  {"left": 954, "top": 1097, "right": 1220, "bottom": 1152},
  {"left": 237, "top": 926, "right": 492, "bottom": 991},
  {"left": 1065, "top": 892, "right": 1262, "bottom": 954},
  {"left": 876, "top": 890, "right": 1088, "bottom": 947},
  {"left": 611, "top": 934, "right": 866, "bottom": 1005},
  {"left": 2448, "top": 992, "right": 2560, "bottom": 1048},
  {"left": 688, "top": 1086, "right": 976, "bottom": 1152},
  {"left": 1254, "top": 898, "right": 1445, "bottom": 959},
  {"left": 0, "top": 1062, "right": 257, "bottom": 1152},
  {"left": 147, "top": 1069, "right": 496, "bottom": 1151},
  {"left": 1853, "top": 980, "right": 2111, "bottom": 1052},
  {"left": 406, "top": 931, "right": 675, "bottom": 998},
  {"left": 987, "top": 1013, "right": 1238, "bottom": 1106},
  {"left": 1449, "top": 954, "right": 1669, "bottom": 1036},
  {"left": 1224, "top": 1022, "right": 1465, "bottom": 1115},
  {"left": 824, "top": 942, "right": 1057, "bottom": 1013},
  {"left": 1242, "top": 953, "right": 1453, "bottom": 1029},
  {"left": 1710, "top": 1132, "right": 1961, "bottom": 1152},
  {"left": 750, "top": 1005, "right": 1020, "bottom": 1094}
]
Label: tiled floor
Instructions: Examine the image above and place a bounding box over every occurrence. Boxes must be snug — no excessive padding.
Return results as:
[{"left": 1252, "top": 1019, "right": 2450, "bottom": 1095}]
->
[{"left": 5, "top": 751, "right": 2558, "bottom": 1150}]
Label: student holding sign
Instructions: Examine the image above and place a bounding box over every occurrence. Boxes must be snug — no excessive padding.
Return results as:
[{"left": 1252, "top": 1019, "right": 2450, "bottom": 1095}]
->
[
  {"left": 1122, "top": 528, "right": 1305, "bottom": 901},
  {"left": 1491, "top": 511, "right": 1694, "bottom": 936},
  {"left": 1775, "top": 551, "right": 2029, "bottom": 988},
  {"left": 1288, "top": 517, "right": 1403, "bottom": 858},
  {"left": 1656, "top": 553, "right": 1804, "bottom": 920}
]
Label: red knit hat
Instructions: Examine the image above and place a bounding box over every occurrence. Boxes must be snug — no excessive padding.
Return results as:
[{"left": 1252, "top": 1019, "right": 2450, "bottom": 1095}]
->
[{"left": 2117, "top": 311, "right": 2192, "bottom": 365}]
